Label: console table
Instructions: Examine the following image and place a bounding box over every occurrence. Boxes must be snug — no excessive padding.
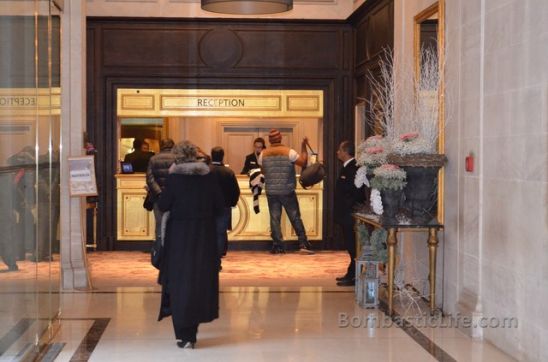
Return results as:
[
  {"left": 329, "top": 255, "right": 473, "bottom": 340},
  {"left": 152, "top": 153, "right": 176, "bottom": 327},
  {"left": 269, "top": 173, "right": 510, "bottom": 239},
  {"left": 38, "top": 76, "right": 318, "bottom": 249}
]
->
[{"left": 353, "top": 213, "right": 443, "bottom": 315}]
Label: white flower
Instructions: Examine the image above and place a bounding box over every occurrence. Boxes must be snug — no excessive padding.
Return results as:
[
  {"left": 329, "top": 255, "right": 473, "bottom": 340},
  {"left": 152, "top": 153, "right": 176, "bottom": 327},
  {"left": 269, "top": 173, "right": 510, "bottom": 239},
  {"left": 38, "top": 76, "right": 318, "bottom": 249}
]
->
[
  {"left": 371, "top": 164, "right": 407, "bottom": 191},
  {"left": 357, "top": 150, "right": 387, "bottom": 167},
  {"left": 363, "top": 135, "right": 386, "bottom": 148},
  {"left": 392, "top": 136, "right": 433, "bottom": 155},
  {"left": 373, "top": 164, "right": 407, "bottom": 180},
  {"left": 354, "top": 166, "right": 370, "bottom": 188},
  {"left": 371, "top": 188, "right": 383, "bottom": 215},
  {"left": 356, "top": 136, "right": 389, "bottom": 167}
]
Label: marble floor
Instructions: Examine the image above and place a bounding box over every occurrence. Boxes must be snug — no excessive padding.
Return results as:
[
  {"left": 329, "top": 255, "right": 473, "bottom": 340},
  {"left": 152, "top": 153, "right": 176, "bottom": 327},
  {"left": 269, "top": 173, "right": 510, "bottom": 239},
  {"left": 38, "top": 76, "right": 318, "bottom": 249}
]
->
[
  {"left": 0, "top": 252, "right": 516, "bottom": 361},
  {"left": 37, "top": 288, "right": 515, "bottom": 362}
]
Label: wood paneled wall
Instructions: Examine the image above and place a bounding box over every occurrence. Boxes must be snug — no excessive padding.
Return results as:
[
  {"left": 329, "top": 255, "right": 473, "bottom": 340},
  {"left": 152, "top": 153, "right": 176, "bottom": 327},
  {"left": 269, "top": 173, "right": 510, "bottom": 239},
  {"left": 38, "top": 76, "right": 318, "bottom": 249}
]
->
[
  {"left": 350, "top": 0, "right": 394, "bottom": 135},
  {"left": 87, "top": 18, "right": 353, "bottom": 250},
  {"left": 87, "top": 4, "right": 394, "bottom": 250}
]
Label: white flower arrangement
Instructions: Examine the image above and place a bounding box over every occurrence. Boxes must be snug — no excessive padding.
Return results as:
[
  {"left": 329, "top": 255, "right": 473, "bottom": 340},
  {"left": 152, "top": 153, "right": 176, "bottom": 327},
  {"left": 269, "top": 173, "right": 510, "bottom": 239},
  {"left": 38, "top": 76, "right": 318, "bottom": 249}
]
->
[
  {"left": 391, "top": 132, "right": 433, "bottom": 155},
  {"left": 356, "top": 147, "right": 387, "bottom": 168},
  {"left": 364, "top": 47, "right": 443, "bottom": 155},
  {"left": 363, "top": 134, "right": 386, "bottom": 148},
  {"left": 370, "top": 188, "right": 383, "bottom": 215},
  {"left": 370, "top": 164, "right": 407, "bottom": 191},
  {"left": 356, "top": 135, "right": 389, "bottom": 168},
  {"left": 354, "top": 165, "right": 370, "bottom": 188}
]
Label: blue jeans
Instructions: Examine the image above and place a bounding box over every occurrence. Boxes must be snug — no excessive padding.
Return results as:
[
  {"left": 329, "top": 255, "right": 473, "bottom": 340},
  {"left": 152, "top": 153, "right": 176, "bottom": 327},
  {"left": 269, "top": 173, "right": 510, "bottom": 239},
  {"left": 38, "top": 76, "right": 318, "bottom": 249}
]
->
[
  {"left": 266, "top": 192, "right": 308, "bottom": 248},
  {"left": 215, "top": 207, "right": 231, "bottom": 258}
]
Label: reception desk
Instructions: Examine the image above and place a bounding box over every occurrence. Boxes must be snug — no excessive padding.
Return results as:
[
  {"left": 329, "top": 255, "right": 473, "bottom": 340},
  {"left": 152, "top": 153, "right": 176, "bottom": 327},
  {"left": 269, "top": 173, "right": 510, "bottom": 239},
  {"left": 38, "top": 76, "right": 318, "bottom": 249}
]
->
[
  {"left": 115, "top": 173, "right": 323, "bottom": 242},
  {"left": 116, "top": 173, "right": 156, "bottom": 241}
]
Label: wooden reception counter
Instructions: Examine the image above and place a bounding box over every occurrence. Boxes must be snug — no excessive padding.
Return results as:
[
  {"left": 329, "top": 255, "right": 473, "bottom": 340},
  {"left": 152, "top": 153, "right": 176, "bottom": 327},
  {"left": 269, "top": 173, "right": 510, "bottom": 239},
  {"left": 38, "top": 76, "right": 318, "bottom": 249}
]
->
[
  {"left": 116, "top": 173, "right": 156, "bottom": 241},
  {"left": 116, "top": 173, "right": 323, "bottom": 242}
]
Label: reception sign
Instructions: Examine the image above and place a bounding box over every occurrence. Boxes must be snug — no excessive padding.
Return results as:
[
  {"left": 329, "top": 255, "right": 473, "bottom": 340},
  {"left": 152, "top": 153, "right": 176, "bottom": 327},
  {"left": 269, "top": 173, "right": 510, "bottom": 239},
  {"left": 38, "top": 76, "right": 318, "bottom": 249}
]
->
[
  {"left": 117, "top": 89, "right": 323, "bottom": 118},
  {"left": 0, "top": 88, "right": 61, "bottom": 116}
]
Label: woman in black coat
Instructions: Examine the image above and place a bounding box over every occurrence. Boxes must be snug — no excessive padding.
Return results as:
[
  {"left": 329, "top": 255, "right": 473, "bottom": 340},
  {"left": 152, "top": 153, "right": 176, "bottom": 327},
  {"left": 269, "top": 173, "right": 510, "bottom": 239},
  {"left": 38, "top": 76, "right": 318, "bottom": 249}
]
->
[{"left": 157, "top": 140, "right": 224, "bottom": 349}]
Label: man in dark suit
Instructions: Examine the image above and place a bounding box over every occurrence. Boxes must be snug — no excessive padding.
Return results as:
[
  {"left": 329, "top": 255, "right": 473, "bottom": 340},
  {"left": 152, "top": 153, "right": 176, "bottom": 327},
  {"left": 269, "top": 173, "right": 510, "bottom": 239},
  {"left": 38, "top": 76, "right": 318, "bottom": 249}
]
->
[
  {"left": 240, "top": 137, "right": 266, "bottom": 175},
  {"left": 210, "top": 146, "right": 240, "bottom": 270},
  {"left": 124, "top": 139, "right": 155, "bottom": 172},
  {"left": 334, "top": 140, "right": 365, "bottom": 286}
]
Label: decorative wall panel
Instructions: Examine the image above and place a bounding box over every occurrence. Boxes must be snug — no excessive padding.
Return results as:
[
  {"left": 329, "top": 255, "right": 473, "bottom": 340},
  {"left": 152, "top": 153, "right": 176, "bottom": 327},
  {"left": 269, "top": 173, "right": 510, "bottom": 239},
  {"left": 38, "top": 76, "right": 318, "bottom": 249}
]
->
[{"left": 350, "top": 0, "right": 394, "bottom": 133}]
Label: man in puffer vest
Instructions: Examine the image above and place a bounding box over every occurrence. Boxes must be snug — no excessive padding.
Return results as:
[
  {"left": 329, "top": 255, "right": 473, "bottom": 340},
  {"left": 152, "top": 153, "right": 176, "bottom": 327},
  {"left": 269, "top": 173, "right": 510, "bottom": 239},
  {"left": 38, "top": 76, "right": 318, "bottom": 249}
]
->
[
  {"left": 146, "top": 138, "right": 176, "bottom": 246},
  {"left": 258, "top": 129, "right": 314, "bottom": 255}
]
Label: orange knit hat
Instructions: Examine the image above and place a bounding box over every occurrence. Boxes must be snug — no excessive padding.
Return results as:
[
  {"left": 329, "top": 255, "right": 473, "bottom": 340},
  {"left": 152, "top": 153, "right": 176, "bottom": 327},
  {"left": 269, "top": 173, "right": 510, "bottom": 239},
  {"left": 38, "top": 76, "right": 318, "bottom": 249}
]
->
[{"left": 268, "top": 129, "right": 282, "bottom": 144}]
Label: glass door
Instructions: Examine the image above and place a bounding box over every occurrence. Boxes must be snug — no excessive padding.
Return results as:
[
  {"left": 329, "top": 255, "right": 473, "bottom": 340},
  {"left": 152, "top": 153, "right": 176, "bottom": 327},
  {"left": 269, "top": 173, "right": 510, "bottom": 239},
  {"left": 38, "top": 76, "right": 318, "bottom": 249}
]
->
[{"left": 0, "top": 0, "right": 61, "bottom": 358}]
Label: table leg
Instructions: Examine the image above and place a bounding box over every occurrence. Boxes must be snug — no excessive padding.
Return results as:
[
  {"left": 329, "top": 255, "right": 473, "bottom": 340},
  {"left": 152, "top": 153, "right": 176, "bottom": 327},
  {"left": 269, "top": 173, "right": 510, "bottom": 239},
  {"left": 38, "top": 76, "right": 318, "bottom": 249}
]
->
[
  {"left": 427, "top": 228, "right": 439, "bottom": 313},
  {"left": 386, "top": 228, "right": 398, "bottom": 315}
]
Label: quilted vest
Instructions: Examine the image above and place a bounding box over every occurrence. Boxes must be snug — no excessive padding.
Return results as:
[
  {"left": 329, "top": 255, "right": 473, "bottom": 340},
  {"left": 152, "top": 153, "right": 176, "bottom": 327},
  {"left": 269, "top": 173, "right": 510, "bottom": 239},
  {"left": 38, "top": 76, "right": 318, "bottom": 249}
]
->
[{"left": 261, "top": 146, "right": 296, "bottom": 195}]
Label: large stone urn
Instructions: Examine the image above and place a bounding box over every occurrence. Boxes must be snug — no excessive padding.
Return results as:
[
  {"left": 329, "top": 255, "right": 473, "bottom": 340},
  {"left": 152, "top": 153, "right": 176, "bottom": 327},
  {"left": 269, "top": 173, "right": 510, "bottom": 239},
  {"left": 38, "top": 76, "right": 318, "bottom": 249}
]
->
[
  {"left": 387, "top": 153, "right": 447, "bottom": 224},
  {"left": 401, "top": 166, "right": 439, "bottom": 223},
  {"left": 380, "top": 188, "right": 404, "bottom": 224}
]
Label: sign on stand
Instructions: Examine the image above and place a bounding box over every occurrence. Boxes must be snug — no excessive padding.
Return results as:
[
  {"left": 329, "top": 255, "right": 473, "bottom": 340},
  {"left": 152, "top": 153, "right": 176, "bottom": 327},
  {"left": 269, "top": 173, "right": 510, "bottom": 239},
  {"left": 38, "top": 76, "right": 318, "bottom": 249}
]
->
[{"left": 68, "top": 156, "right": 97, "bottom": 197}]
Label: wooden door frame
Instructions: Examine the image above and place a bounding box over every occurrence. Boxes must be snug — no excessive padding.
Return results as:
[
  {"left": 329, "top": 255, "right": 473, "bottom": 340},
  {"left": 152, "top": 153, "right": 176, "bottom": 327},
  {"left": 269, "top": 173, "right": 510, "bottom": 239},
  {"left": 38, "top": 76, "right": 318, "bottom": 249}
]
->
[{"left": 102, "top": 80, "right": 335, "bottom": 251}]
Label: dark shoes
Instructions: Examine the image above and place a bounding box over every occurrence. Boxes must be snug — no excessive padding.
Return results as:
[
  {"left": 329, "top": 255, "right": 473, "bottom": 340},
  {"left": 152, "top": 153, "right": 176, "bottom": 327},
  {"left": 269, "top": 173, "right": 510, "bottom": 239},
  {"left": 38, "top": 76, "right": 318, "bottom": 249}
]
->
[
  {"left": 298, "top": 246, "right": 315, "bottom": 255},
  {"left": 270, "top": 246, "right": 286, "bottom": 254},
  {"left": 298, "top": 241, "right": 315, "bottom": 255},
  {"left": 177, "top": 341, "right": 195, "bottom": 349},
  {"left": 336, "top": 278, "right": 355, "bottom": 287},
  {"left": 271, "top": 244, "right": 314, "bottom": 254},
  {"left": 336, "top": 274, "right": 350, "bottom": 282}
]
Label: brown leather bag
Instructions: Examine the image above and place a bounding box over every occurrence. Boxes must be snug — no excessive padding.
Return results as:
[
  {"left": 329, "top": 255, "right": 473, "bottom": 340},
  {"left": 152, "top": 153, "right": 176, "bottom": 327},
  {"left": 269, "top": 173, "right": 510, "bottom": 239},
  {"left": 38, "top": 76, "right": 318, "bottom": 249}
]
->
[{"left": 299, "top": 144, "right": 325, "bottom": 189}]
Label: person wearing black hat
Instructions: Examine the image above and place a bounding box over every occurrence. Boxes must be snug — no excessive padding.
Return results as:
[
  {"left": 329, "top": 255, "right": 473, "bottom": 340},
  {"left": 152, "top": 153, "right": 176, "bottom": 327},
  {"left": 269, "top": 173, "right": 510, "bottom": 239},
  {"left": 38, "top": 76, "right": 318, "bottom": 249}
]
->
[
  {"left": 240, "top": 137, "right": 266, "bottom": 175},
  {"left": 258, "top": 129, "right": 314, "bottom": 255}
]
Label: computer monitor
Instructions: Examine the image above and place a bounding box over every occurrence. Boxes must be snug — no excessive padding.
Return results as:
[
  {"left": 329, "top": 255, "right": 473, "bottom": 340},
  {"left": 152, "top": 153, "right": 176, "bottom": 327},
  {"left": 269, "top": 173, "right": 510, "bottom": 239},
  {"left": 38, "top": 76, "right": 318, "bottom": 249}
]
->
[{"left": 120, "top": 161, "right": 134, "bottom": 174}]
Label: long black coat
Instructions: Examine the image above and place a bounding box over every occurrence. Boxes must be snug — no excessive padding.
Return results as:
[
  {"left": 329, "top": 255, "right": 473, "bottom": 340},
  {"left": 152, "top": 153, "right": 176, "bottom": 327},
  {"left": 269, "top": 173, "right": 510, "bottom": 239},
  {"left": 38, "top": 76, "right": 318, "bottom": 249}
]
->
[
  {"left": 334, "top": 159, "right": 365, "bottom": 225},
  {"left": 157, "top": 161, "right": 224, "bottom": 333}
]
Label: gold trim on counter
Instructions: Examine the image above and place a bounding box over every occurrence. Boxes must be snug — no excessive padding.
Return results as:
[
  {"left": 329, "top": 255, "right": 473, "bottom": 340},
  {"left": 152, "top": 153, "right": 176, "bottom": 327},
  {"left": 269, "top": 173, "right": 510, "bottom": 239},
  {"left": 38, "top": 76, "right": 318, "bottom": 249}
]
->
[{"left": 115, "top": 173, "right": 323, "bottom": 242}]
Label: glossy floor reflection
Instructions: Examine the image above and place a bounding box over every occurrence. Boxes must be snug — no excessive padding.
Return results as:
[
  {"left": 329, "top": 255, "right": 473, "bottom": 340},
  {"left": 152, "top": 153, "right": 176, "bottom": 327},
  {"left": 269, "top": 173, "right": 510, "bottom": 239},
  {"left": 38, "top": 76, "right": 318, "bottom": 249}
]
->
[{"left": 44, "top": 287, "right": 514, "bottom": 362}]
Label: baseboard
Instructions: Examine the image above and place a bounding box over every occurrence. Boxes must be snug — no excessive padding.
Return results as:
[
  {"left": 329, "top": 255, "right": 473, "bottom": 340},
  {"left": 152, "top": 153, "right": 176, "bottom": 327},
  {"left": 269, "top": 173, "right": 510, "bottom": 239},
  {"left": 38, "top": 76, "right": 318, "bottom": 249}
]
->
[
  {"left": 111, "top": 240, "right": 327, "bottom": 251},
  {"left": 456, "top": 288, "right": 484, "bottom": 340}
]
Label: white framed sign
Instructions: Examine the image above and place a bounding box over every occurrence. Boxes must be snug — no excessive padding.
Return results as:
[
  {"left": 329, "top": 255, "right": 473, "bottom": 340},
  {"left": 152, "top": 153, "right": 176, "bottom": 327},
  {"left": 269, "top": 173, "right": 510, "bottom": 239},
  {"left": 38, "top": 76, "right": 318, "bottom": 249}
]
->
[{"left": 68, "top": 156, "right": 97, "bottom": 197}]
